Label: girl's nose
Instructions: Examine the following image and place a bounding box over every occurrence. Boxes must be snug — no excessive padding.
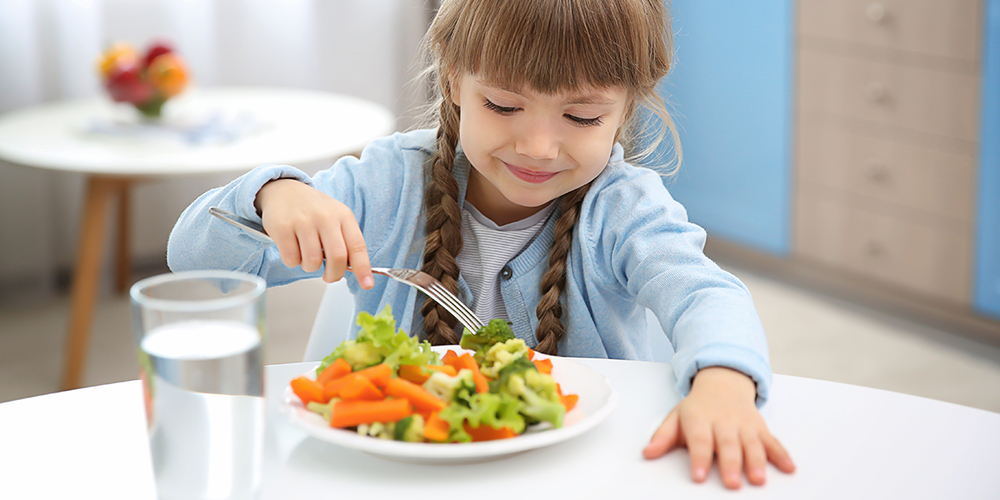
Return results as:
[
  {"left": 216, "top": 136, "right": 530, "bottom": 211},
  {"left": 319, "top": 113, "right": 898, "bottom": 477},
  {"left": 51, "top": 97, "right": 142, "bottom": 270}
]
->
[{"left": 515, "top": 121, "right": 559, "bottom": 160}]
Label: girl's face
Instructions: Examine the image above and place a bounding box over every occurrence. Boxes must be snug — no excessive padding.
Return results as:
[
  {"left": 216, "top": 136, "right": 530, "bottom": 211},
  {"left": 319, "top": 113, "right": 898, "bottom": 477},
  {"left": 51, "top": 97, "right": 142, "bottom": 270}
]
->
[{"left": 451, "top": 72, "right": 629, "bottom": 225}]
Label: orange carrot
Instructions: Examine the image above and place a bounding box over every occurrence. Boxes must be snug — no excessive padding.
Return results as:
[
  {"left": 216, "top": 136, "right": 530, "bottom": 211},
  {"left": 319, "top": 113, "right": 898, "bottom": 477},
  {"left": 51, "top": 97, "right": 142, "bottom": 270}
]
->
[
  {"left": 424, "top": 412, "right": 450, "bottom": 442},
  {"left": 316, "top": 357, "right": 352, "bottom": 386},
  {"left": 323, "top": 373, "right": 361, "bottom": 400},
  {"left": 291, "top": 376, "right": 326, "bottom": 405},
  {"left": 383, "top": 377, "right": 446, "bottom": 412},
  {"left": 560, "top": 394, "right": 579, "bottom": 412},
  {"left": 441, "top": 349, "right": 459, "bottom": 366},
  {"left": 526, "top": 348, "right": 536, "bottom": 360},
  {"left": 398, "top": 364, "right": 457, "bottom": 384},
  {"left": 339, "top": 374, "right": 384, "bottom": 401},
  {"left": 354, "top": 363, "right": 393, "bottom": 389},
  {"left": 330, "top": 398, "right": 412, "bottom": 428},
  {"left": 453, "top": 353, "right": 489, "bottom": 393},
  {"left": 463, "top": 422, "right": 516, "bottom": 441},
  {"left": 532, "top": 358, "right": 553, "bottom": 375}
]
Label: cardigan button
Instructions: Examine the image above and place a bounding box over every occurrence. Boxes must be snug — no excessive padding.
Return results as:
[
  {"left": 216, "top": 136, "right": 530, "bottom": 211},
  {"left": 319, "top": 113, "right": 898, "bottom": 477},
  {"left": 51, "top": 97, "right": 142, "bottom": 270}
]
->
[{"left": 500, "top": 265, "right": 513, "bottom": 280}]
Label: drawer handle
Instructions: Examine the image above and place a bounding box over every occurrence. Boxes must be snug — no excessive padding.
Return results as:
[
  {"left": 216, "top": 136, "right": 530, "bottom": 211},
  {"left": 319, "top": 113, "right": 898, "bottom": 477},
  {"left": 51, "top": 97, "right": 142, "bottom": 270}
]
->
[
  {"left": 864, "top": 161, "right": 889, "bottom": 183},
  {"left": 866, "top": 82, "right": 889, "bottom": 103},
  {"left": 866, "top": 3, "right": 887, "bottom": 24}
]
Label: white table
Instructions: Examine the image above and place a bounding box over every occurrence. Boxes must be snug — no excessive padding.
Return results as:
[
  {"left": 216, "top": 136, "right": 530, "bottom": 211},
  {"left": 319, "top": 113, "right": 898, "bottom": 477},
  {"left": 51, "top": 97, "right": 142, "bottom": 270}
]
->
[
  {"left": 2, "top": 359, "right": 998, "bottom": 499},
  {"left": 0, "top": 88, "right": 394, "bottom": 390}
]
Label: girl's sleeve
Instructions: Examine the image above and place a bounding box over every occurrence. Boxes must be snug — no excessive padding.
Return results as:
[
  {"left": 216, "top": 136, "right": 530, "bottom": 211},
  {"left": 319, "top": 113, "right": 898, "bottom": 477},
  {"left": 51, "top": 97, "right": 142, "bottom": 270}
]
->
[
  {"left": 166, "top": 133, "right": 410, "bottom": 287},
  {"left": 590, "top": 170, "right": 773, "bottom": 406}
]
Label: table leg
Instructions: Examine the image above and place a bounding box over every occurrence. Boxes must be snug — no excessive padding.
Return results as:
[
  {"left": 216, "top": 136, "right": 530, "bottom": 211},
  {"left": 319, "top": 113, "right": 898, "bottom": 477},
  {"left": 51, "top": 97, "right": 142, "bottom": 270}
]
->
[
  {"left": 115, "top": 179, "right": 132, "bottom": 294},
  {"left": 61, "top": 176, "right": 115, "bottom": 391}
]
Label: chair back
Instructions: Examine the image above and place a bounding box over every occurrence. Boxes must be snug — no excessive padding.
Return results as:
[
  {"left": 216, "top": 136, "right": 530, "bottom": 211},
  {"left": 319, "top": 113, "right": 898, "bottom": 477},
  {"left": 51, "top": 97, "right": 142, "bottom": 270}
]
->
[{"left": 303, "top": 280, "right": 355, "bottom": 361}]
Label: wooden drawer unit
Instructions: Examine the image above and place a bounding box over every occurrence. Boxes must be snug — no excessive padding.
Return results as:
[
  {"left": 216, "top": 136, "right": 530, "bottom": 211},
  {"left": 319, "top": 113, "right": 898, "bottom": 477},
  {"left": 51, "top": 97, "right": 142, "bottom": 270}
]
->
[
  {"left": 796, "top": 112, "right": 976, "bottom": 222},
  {"left": 794, "top": 187, "right": 972, "bottom": 303},
  {"left": 798, "top": 0, "right": 982, "bottom": 63},
  {"left": 793, "top": 0, "right": 982, "bottom": 308},
  {"left": 797, "top": 49, "right": 980, "bottom": 143}
]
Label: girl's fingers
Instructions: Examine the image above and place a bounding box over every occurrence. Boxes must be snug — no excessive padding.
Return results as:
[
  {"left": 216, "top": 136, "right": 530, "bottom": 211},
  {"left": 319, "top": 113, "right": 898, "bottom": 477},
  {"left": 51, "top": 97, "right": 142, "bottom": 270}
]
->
[
  {"left": 270, "top": 226, "right": 302, "bottom": 269},
  {"left": 763, "top": 432, "right": 796, "bottom": 473},
  {"left": 741, "top": 430, "right": 768, "bottom": 486},
  {"left": 714, "top": 426, "right": 743, "bottom": 489},
  {"left": 683, "top": 420, "right": 715, "bottom": 483},
  {"left": 297, "top": 230, "right": 325, "bottom": 273},
  {"left": 642, "top": 409, "right": 681, "bottom": 459},
  {"left": 318, "top": 228, "right": 347, "bottom": 283},
  {"left": 340, "top": 217, "right": 373, "bottom": 289}
]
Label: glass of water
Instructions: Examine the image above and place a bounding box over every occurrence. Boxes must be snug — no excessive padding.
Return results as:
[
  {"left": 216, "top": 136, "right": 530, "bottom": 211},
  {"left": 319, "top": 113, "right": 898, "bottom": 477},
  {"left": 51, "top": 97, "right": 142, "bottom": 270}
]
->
[{"left": 130, "top": 270, "right": 267, "bottom": 500}]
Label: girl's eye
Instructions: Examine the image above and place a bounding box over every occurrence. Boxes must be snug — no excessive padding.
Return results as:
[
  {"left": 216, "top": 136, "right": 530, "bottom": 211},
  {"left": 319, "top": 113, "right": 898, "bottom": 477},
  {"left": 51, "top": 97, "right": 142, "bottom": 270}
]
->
[
  {"left": 566, "top": 114, "right": 603, "bottom": 127},
  {"left": 483, "top": 98, "right": 518, "bottom": 115}
]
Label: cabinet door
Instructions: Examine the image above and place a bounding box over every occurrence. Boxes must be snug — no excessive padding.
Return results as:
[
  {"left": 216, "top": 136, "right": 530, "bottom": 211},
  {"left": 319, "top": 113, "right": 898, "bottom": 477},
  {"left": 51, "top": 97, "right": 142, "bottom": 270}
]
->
[
  {"left": 658, "top": 0, "right": 793, "bottom": 255},
  {"left": 977, "top": 0, "right": 1000, "bottom": 319}
]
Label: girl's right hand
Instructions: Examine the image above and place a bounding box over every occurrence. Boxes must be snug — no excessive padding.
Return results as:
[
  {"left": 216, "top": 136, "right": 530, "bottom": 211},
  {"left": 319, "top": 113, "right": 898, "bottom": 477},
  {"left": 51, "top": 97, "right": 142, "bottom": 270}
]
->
[{"left": 254, "top": 179, "right": 374, "bottom": 289}]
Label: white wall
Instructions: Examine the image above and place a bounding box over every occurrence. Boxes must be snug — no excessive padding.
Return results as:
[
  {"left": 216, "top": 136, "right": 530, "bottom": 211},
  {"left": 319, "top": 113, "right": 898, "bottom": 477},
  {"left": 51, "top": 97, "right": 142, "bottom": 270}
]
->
[{"left": 0, "top": 0, "right": 431, "bottom": 301}]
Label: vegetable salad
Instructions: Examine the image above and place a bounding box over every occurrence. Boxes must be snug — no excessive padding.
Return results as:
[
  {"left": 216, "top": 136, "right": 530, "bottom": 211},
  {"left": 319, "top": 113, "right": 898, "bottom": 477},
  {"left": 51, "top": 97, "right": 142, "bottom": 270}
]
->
[{"left": 289, "top": 306, "right": 579, "bottom": 443}]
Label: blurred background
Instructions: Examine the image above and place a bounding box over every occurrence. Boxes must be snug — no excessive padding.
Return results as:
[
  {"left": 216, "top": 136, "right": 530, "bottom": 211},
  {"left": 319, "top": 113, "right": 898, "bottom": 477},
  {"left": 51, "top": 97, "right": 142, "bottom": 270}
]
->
[{"left": 1, "top": 0, "right": 998, "bottom": 412}]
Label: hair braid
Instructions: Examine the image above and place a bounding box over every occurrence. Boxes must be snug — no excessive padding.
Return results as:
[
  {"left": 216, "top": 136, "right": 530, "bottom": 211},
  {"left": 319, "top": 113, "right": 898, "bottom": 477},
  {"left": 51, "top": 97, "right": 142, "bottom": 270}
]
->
[
  {"left": 534, "top": 182, "right": 592, "bottom": 355},
  {"left": 420, "top": 96, "right": 464, "bottom": 345}
]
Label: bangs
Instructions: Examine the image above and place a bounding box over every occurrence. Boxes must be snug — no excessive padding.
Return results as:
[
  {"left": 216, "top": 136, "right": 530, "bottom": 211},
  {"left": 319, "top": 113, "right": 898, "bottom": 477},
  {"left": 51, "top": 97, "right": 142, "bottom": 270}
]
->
[{"left": 434, "top": 0, "right": 668, "bottom": 95}]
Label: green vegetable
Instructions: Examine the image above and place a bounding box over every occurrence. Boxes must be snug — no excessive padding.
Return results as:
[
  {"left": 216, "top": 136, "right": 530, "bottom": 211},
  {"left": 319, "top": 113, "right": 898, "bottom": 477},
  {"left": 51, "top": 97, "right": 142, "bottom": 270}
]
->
[
  {"left": 438, "top": 392, "right": 526, "bottom": 442},
  {"left": 357, "top": 421, "right": 396, "bottom": 440},
  {"left": 460, "top": 319, "right": 516, "bottom": 362},
  {"left": 393, "top": 414, "right": 426, "bottom": 442},
  {"left": 306, "top": 399, "right": 337, "bottom": 423},
  {"left": 491, "top": 356, "right": 565, "bottom": 428},
  {"left": 316, "top": 305, "right": 439, "bottom": 374},
  {"left": 422, "top": 369, "right": 477, "bottom": 406},
  {"left": 479, "top": 338, "right": 529, "bottom": 379}
]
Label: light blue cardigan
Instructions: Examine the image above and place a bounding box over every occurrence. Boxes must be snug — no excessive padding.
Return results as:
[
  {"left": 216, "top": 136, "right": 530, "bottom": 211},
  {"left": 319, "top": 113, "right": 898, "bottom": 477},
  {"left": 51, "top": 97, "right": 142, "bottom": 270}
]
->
[{"left": 167, "top": 129, "right": 772, "bottom": 404}]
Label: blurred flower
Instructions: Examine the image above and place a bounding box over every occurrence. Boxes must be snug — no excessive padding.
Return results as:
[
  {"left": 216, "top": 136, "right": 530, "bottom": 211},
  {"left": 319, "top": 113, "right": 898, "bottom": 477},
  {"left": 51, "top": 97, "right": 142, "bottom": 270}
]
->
[{"left": 95, "top": 40, "right": 189, "bottom": 118}]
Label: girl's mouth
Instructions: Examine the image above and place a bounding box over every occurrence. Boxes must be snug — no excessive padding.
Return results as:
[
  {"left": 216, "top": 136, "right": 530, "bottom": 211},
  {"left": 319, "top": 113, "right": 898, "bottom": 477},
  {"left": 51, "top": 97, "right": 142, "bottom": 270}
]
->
[{"left": 504, "top": 162, "right": 558, "bottom": 183}]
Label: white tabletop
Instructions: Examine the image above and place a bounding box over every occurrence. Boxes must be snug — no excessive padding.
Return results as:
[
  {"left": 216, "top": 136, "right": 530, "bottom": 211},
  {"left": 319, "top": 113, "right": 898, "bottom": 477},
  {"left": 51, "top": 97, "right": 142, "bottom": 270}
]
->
[
  {"left": 2, "top": 360, "right": 999, "bottom": 499},
  {"left": 0, "top": 87, "right": 395, "bottom": 176}
]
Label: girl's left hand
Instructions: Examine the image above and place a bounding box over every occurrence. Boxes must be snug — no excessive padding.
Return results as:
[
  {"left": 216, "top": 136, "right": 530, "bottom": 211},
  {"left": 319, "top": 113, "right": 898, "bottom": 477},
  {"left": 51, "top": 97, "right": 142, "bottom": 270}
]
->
[{"left": 642, "top": 366, "right": 796, "bottom": 489}]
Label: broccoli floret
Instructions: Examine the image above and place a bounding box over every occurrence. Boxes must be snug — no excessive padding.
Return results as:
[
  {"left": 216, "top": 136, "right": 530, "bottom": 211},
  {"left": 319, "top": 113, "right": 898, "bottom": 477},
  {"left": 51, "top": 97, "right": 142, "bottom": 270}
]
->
[
  {"left": 460, "top": 319, "right": 516, "bottom": 361},
  {"left": 479, "top": 338, "right": 529, "bottom": 379},
  {"left": 393, "top": 414, "right": 426, "bottom": 442},
  {"left": 438, "top": 392, "right": 526, "bottom": 442},
  {"left": 305, "top": 399, "right": 338, "bottom": 423},
  {"left": 357, "top": 421, "right": 395, "bottom": 440},
  {"left": 422, "top": 369, "right": 478, "bottom": 405},
  {"left": 492, "top": 356, "right": 565, "bottom": 428}
]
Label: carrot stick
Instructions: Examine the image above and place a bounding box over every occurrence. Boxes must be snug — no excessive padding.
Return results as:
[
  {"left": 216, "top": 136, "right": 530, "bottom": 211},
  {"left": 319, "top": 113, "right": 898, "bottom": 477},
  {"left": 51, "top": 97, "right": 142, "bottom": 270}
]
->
[
  {"left": 424, "top": 412, "right": 450, "bottom": 442},
  {"left": 532, "top": 358, "right": 553, "bottom": 375},
  {"left": 323, "top": 373, "right": 362, "bottom": 400},
  {"left": 330, "top": 398, "right": 412, "bottom": 428},
  {"left": 353, "top": 363, "right": 393, "bottom": 389},
  {"left": 463, "top": 422, "right": 516, "bottom": 441},
  {"left": 526, "top": 348, "right": 536, "bottom": 360},
  {"left": 560, "top": 394, "right": 579, "bottom": 412},
  {"left": 398, "top": 364, "right": 457, "bottom": 385},
  {"left": 339, "top": 374, "right": 384, "bottom": 401},
  {"left": 316, "top": 357, "right": 352, "bottom": 386},
  {"left": 291, "top": 376, "right": 326, "bottom": 405},
  {"left": 453, "top": 353, "right": 489, "bottom": 393},
  {"left": 383, "top": 377, "right": 446, "bottom": 412}
]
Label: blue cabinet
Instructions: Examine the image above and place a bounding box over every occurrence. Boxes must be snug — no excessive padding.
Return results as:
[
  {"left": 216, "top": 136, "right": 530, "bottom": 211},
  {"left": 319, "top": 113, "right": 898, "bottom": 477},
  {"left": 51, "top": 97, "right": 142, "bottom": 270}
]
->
[
  {"left": 661, "top": 0, "right": 1000, "bottom": 322},
  {"left": 659, "top": 1, "right": 793, "bottom": 256}
]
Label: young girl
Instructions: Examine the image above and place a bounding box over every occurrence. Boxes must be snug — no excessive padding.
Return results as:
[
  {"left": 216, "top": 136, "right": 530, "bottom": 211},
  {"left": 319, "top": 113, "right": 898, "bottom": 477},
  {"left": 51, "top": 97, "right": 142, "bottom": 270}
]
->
[{"left": 168, "top": 0, "right": 794, "bottom": 488}]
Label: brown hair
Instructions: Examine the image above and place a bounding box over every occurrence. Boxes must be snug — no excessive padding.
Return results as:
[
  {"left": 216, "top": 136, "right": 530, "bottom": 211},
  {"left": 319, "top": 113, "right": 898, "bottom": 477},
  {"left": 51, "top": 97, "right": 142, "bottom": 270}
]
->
[{"left": 419, "top": 0, "right": 679, "bottom": 353}]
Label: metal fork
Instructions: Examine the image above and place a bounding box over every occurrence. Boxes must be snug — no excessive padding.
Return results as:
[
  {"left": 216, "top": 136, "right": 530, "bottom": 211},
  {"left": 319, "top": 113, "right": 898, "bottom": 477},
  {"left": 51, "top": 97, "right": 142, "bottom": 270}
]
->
[{"left": 209, "top": 207, "right": 486, "bottom": 333}]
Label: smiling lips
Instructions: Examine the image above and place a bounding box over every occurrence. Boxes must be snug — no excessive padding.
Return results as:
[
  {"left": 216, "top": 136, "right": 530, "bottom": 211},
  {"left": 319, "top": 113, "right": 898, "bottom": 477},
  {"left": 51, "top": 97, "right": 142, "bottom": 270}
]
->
[{"left": 504, "top": 161, "right": 558, "bottom": 183}]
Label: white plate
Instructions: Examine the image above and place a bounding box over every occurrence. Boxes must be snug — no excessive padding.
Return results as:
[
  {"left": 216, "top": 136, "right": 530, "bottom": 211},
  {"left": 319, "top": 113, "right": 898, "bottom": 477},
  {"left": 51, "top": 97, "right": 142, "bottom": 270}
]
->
[{"left": 281, "top": 346, "right": 617, "bottom": 464}]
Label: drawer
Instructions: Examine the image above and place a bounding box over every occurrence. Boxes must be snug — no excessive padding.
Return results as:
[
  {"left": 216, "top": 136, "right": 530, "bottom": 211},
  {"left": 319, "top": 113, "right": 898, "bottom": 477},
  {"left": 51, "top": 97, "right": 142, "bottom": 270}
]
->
[
  {"left": 796, "top": 112, "right": 976, "bottom": 222},
  {"left": 798, "top": 0, "right": 982, "bottom": 63},
  {"left": 797, "top": 49, "right": 980, "bottom": 143},
  {"left": 794, "top": 187, "right": 972, "bottom": 304}
]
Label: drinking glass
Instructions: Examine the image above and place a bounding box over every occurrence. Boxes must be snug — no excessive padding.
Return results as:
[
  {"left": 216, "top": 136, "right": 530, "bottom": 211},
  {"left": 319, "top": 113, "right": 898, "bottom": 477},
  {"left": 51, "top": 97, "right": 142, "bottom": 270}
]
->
[{"left": 130, "top": 270, "right": 267, "bottom": 500}]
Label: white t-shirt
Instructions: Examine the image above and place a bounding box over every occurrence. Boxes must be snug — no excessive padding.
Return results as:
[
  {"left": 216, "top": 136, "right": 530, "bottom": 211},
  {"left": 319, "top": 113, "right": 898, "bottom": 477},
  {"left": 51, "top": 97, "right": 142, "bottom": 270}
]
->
[{"left": 456, "top": 202, "right": 556, "bottom": 323}]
